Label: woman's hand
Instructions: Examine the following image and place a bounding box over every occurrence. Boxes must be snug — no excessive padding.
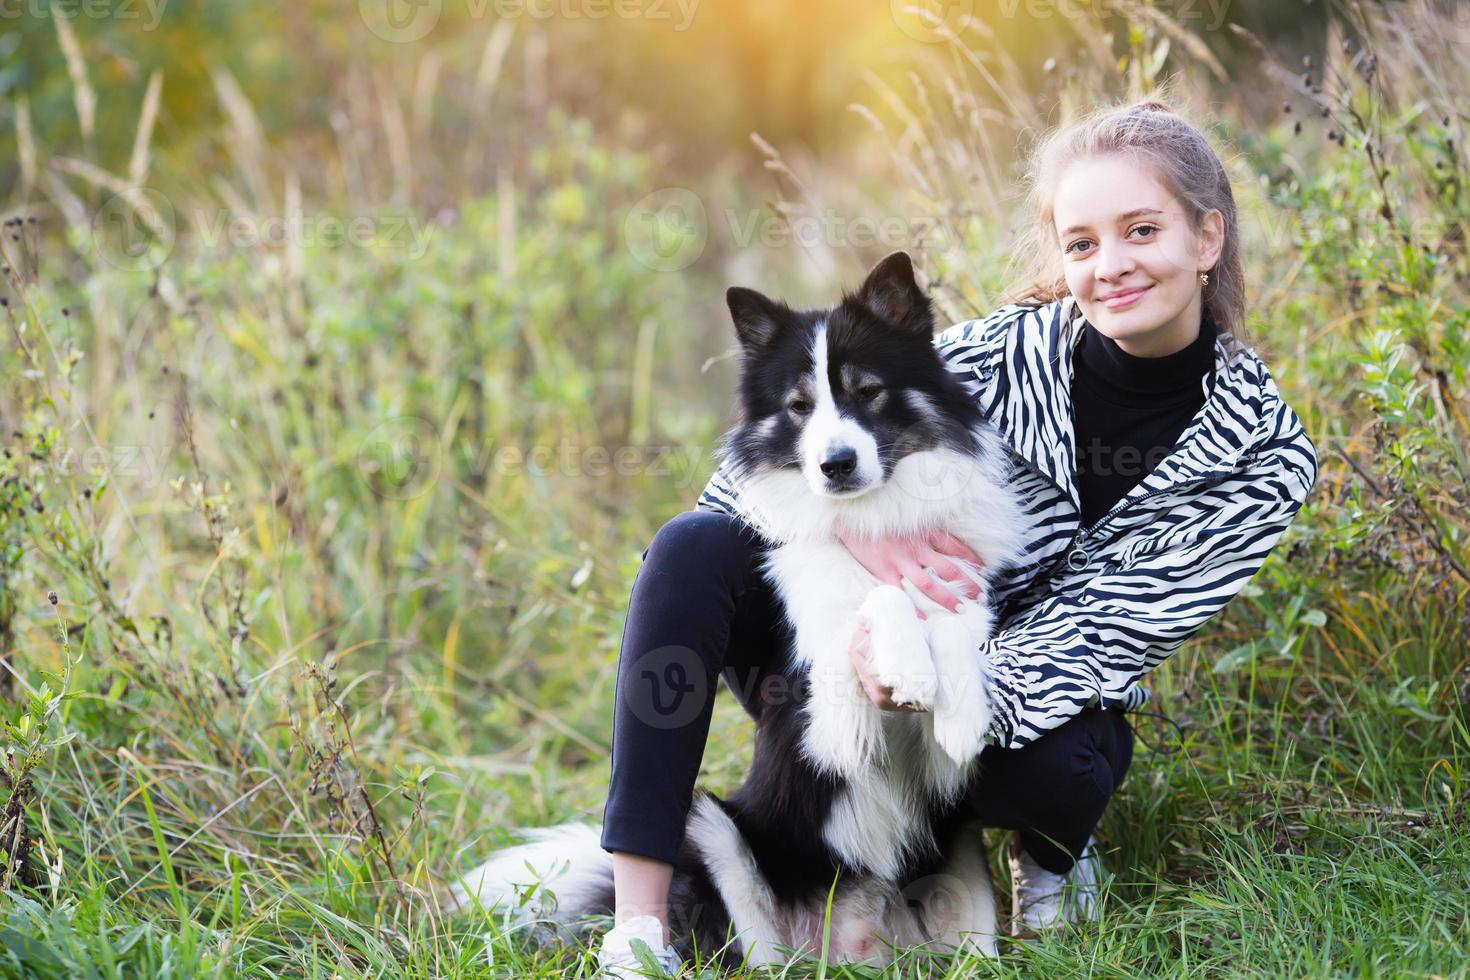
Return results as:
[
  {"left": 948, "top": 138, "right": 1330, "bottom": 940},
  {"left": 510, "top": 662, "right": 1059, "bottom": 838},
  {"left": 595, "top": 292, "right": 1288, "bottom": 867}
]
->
[
  {"left": 838, "top": 529, "right": 987, "bottom": 615},
  {"left": 847, "top": 615, "right": 924, "bottom": 712}
]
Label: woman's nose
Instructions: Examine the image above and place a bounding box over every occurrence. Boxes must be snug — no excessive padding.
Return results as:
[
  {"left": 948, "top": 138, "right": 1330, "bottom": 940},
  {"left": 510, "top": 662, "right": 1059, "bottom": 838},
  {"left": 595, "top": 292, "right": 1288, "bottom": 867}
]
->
[{"left": 1094, "top": 238, "right": 1134, "bottom": 280}]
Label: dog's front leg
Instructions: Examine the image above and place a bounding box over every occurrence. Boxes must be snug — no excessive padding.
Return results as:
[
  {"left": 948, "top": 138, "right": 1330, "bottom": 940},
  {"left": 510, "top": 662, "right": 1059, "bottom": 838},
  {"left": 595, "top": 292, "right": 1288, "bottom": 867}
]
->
[
  {"left": 765, "top": 546, "right": 884, "bottom": 778},
  {"left": 858, "top": 585, "right": 936, "bottom": 709},
  {"left": 925, "top": 607, "right": 995, "bottom": 766}
]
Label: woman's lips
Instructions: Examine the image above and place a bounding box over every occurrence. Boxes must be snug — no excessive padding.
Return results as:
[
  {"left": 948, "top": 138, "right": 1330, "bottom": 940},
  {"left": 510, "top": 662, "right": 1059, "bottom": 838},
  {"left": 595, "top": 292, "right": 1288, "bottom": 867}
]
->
[{"left": 1099, "top": 285, "right": 1150, "bottom": 310}]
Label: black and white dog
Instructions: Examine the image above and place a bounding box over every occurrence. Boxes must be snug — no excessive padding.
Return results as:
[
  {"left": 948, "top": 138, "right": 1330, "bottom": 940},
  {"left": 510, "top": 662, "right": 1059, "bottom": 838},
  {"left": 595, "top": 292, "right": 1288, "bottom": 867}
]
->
[{"left": 450, "top": 252, "right": 1024, "bottom": 967}]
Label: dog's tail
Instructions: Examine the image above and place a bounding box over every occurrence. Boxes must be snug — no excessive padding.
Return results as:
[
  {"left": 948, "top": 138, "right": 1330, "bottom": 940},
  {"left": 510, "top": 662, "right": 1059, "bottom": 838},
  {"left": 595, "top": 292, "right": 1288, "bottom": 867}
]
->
[{"left": 445, "top": 823, "right": 615, "bottom": 927}]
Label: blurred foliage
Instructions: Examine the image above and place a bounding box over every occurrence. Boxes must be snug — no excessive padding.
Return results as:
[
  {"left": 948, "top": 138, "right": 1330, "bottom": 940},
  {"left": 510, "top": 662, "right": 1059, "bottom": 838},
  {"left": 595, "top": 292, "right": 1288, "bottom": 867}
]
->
[{"left": 1, "top": 0, "right": 1335, "bottom": 194}]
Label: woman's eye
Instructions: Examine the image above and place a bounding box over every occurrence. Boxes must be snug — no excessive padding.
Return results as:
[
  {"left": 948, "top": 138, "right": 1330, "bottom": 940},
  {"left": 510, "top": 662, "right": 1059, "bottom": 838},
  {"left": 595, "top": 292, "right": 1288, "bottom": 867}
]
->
[
  {"left": 858, "top": 385, "right": 883, "bottom": 400},
  {"left": 1128, "top": 224, "right": 1158, "bottom": 239},
  {"left": 788, "top": 399, "right": 813, "bottom": 415},
  {"left": 1065, "top": 239, "right": 1093, "bottom": 255}
]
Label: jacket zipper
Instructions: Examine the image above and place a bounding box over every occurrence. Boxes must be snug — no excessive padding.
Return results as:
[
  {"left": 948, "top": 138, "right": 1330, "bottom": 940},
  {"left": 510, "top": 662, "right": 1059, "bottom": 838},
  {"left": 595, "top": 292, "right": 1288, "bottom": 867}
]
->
[{"left": 1055, "top": 469, "right": 1237, "bottom": 577}]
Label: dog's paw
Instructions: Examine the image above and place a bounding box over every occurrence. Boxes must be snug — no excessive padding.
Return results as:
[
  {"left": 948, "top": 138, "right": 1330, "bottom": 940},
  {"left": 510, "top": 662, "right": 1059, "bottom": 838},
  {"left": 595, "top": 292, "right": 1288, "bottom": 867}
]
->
[
  {"left": 924, "top": 615, "right": 993, "bottom": 764},
  {"left": 877, "top": 668, "right": 937, "bottom": 710},
  {"left": 931, "top": 702, "right": 989, "bottom": 765},
  {"left": 859, "top": 585, "right": 936, "bottom": 708}
]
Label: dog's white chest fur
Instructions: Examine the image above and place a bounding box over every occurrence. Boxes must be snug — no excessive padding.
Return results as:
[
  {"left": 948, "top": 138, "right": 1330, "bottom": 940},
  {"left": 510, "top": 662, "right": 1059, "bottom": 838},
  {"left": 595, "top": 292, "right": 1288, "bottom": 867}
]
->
[{"left": 735, "top": 431, "right": 1024, "bottom": 866}]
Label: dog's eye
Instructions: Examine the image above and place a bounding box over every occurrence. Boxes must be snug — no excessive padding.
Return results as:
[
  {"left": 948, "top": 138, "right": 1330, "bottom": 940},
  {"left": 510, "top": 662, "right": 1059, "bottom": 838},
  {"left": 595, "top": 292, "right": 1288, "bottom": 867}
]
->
[
  {"left": 858, "top": 384, "right": 883, "bottom": 400},
  {"left": 787, "top": 398, "right": 813, "bottom": 416}
]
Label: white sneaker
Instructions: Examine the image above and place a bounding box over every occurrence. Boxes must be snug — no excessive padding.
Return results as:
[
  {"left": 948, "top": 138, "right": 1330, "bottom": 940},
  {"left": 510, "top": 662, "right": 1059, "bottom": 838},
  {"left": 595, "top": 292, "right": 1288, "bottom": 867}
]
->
[
  {"left": 596, "top": 914, "right": 681, "bottom": 978},
  {"left": 1008, "top": 834, "right": 1105, "bottom": 935}
]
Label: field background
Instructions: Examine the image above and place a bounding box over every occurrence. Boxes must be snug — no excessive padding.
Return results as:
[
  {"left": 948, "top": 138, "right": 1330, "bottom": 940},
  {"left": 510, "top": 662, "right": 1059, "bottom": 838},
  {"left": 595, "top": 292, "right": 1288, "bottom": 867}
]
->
[{"left": 1, "top": 0, "right": 1468, "bottom": 976}]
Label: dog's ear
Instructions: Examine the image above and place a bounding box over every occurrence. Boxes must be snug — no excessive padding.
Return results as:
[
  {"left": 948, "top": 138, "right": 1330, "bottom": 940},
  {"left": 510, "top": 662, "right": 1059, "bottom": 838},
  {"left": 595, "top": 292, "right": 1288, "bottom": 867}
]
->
[
  {"left": 857, "top": 251, "right": 934, "bottom": 338},
  {"left": 726, "top": 286, "right": 783, "bottom": 351}
]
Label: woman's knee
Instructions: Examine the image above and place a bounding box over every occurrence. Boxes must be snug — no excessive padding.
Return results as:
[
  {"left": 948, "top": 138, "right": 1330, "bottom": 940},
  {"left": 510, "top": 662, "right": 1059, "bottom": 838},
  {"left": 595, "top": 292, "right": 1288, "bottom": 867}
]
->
[
  {"left": 972, "top": 709, "right": 1128, "bottom": 825},
  {"left": 642, "top": 509, "right": 764, "bottom": 582},
  {"left": 1026, "top": 709, "right": 1129, "bottom": 800}
]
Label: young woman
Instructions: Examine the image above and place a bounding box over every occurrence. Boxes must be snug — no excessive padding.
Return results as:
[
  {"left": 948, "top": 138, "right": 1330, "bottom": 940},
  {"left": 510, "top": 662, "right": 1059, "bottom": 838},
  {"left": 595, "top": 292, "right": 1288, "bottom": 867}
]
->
[{"left": 595, "top": 100, "right": 1317, "bottom": 975}]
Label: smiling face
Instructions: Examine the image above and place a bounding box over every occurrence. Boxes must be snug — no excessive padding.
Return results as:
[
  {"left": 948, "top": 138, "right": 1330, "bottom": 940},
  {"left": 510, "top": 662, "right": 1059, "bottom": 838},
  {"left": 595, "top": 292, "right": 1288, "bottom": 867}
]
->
[{"left": 1052, "top": 153, "right": 1224, "bottom": 357}]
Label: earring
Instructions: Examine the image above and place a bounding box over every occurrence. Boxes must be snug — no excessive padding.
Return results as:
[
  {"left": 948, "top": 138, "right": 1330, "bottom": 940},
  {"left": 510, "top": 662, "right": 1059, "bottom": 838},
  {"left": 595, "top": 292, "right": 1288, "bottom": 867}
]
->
[{"left": 1199, "top": 272, "right": 1210, "bottom": 287}]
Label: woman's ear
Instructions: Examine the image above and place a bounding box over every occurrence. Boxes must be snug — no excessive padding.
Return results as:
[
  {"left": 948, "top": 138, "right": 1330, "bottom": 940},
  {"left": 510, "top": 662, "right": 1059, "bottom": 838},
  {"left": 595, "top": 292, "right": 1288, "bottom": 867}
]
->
[{"left": 1198, "top": 208, "right": 1225, "bottom": 273}]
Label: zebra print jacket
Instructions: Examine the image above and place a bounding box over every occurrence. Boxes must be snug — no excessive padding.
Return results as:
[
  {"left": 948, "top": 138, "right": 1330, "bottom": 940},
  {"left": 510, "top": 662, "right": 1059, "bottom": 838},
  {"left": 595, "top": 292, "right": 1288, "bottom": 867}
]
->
[{"left": 695, "top": 297, "right": 1318, "bottom": 750}]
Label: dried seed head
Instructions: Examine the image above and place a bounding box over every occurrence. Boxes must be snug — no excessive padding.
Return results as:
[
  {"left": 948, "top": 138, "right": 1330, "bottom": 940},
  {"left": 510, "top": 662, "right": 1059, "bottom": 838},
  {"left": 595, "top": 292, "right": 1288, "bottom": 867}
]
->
[{"left": 47, "top": 591, "right": 57, "bottom": 605}]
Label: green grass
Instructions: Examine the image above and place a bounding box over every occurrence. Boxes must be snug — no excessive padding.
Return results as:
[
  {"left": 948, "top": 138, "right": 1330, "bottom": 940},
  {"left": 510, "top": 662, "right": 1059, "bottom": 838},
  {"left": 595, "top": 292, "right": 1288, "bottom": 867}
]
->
[{"left": 2, "top": 1, "right": 1468, "bottom": 976}]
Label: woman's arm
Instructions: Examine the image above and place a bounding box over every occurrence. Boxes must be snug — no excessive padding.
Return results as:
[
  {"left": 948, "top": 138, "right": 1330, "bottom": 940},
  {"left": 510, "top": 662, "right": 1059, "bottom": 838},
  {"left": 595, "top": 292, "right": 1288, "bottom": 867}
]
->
[
  {"left": 849, "top": 419, "right": 1317, "bottom": 731},
  {"left": 974, "top": 430, "right": 1314, "bottom": 747}
]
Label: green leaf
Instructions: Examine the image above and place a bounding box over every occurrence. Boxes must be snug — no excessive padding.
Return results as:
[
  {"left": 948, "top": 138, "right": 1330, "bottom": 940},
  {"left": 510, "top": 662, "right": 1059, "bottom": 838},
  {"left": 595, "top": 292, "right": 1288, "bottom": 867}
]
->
[
  {"left": 629, "top": 938, "right": 663, "bottom": 974},
  {"left": 1213, "top": 643, "right": 1259, "bottom": 674},
  {"left": 113, "top": 925, "right": 147, "bottom": 956},
  {"left": 0, "top": 928, "right": 66, "bottom": 969}
]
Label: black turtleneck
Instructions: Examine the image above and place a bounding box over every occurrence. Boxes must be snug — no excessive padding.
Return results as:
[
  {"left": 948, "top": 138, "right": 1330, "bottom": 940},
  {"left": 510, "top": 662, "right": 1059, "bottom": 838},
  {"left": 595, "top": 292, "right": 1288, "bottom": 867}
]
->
[{"left": 1070, "top": 316, "right": 1217, "bottom": 527}]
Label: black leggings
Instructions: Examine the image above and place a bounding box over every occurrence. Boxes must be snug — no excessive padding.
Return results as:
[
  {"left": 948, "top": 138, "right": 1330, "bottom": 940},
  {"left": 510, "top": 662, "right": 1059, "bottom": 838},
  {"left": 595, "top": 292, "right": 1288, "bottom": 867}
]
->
[{"left": 600, "top": 509, "right": 1134, "bottom": 874}]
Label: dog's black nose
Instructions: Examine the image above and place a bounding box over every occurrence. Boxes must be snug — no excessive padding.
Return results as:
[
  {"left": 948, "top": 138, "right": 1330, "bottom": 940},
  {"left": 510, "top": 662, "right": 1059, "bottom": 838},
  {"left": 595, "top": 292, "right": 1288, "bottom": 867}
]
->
[{"left": 820, "top": 447, "right": 858, "bottom": 479}]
